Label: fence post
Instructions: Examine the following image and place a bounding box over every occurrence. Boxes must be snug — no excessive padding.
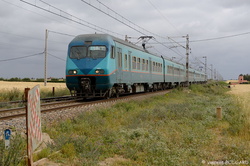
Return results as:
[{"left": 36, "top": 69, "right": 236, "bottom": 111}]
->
[
  {"left": 52, "top": 87, "right": 55, "bottom": 96},
  {"left": 216, "top": 107, "right": 222, "bottom": 120}
]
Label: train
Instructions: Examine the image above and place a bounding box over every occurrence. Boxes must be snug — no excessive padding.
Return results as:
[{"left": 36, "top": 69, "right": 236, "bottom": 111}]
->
[{"left": 66, "top": 34, "right": 206, "bottom": 98}]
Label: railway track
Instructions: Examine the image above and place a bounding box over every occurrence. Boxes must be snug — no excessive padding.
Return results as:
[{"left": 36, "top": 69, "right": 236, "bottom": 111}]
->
[
  {"left": 0, "top": 98, "right": 82, "bottom": 120},
  {"left": 0, "top": 90, "right": 170, "bottom": 133},
  {"left": 0, "top": 96, "right": 77, "bottom": 108}
]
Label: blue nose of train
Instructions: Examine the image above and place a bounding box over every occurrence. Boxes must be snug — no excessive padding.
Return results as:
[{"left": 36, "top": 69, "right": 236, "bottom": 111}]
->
[{"left": 74, "top": 58, "right": 104, "bottom": 75}]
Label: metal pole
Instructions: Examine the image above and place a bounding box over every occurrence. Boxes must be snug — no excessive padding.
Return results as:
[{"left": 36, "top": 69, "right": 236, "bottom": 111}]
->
[
  {"left": 211, "top": 64, "right": 213, "bottom": 80},
  {"left": 185, "top": 34, "right": 189, "bottom": 86},
  {"left": 214, "top": 69, "right": 216, "bottom": 80},
  {"left": 203, "top": 56, "right": 207, "bottom": 81},
  {"left": 44, "top": 29, "right": 48, "bottom": 86},
  {"left": 25, "top": 88, "right": 33, "bottom": 166}
]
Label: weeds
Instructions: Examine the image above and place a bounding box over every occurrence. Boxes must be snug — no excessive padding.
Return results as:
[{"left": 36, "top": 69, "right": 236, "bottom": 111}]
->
[
  {"left": 0, "top": 133, "right": 26, "bottom": 166},
  {"left": 13, "top": 82, "right": 250, "bottom": 165},
  {"left": 0, "top": 88, "right": 21, "bottom": 102},
  {"left": 0, "top": 87, "right": 70, "bottom": 108}
]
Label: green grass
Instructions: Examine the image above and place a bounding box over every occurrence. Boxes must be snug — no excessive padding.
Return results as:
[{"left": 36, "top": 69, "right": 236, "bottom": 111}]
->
[
  {"left": 0, "top": 134, "right": 26, "bottom": 166},
  {"left": 1, "top": 82, "right": 249, "bottom": 165},
  {"left": 41, "top": 82, "right": 250, "bottom": 165}
]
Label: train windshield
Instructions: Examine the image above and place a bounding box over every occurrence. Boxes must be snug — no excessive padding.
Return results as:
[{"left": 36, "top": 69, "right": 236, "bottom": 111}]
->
[
  {"left": 88, "top": 46, "right": 107, "bottom": 59},
  {"left": 70, "top": 46, "right": 87, "bottom": 59}
]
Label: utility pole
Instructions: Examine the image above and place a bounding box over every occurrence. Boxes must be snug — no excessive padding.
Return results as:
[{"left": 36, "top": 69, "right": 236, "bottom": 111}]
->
[
  {"left": 168, "top": 34, "right": 189, "bottom": 86},
  {"left": 44, "top": 29, "right": 48, "bottom": 86},
  {"left": 214, "top": 69, "right": 217, "bottom": 80},
  {"left": 202, "top": 56, "right": 207, "bottom": 81},
  {"left": 185, "top": 34, "right": 189, "bottom": 86},
  {"left": 210, "top": 64, "right": 213, "bottom": 80}
]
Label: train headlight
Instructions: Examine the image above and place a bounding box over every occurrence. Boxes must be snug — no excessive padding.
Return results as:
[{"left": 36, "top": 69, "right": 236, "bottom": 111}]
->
[
  {"left": 95, "top": 69, "right": 104, "bottom": 74},
  {"left": 68, "top": 70, "right": 78, "bottom": 75}
]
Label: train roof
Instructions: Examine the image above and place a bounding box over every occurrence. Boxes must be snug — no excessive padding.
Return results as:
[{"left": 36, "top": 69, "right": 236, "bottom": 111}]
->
[
  {"left": 72, "top": 34, "right": 172, "bottom": 61},
  {"left": 72, "top": 34, "right": 146, "bottom": 52},
  {"left": 71, "top": 34, "right": 205, "bottom": 74}
]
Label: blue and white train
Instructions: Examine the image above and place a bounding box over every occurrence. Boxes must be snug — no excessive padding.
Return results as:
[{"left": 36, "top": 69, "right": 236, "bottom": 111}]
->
[{"left": 66, "top": 34, "right": 206, "bottom": 98}]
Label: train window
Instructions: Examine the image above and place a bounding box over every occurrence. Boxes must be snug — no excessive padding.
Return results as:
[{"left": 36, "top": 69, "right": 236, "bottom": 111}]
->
[
  {"left": 132, "top": 56, "right": 136, "bottom": 69},
  {"left": 142, "top": 59, "right": 145, "bottom": 71},
  {"left": 124, "top": 54, "right": 128, "bottom": 69},
  {"left": 146, "top": 60, "right": 149, "bottom": 71},
  {"left": 70, "top": 46, "right": 87, "bottom": 59},
  {"left": 153, "top": 62, "right": 155, "bottom": 72},
  {"left": 88, "top": 46, "right": 107, "bottom": 58},
  {"left": 137, "top": 58, "right": 140, "bottom": 70},
  {"left": 111, "top": 46, "right": 115, "bottom": 59},
  {"left": 167, "top": 66, "right": 173, "bottom": 74}
]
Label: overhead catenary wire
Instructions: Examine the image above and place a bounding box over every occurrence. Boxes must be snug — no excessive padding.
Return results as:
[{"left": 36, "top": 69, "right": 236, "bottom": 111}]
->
[
  {"left": 48, "top": 30, "right": 76, "bottom": 37},
  {"left": 190, "top": 31, "right": 250, "bottom": 42},
  {"left": 18, "top": 0, "right": 187, "bottom": 59},
  {"left": 94, "top": 0, "right": 165, "bottom": 40},
  {"left": 82, "top": 0, "right": 186, "bottom": 59},
  {"left": 81, "top": 0, "right": 147, "bottom": 37},
  {"left": 48, "top": 53, "right": 66, "bottom": 61},
  {"left": 20, "top": 0, "right": 123, "bottom": 37},
  {"left": 146, "top": 0, "right": 182, "bottom": 36},
  {"left": 0, "top": 52, "right": 44, "bottom": 62},
  {"left": 1, "top": 0, "right": 98, "bottom": 35}
]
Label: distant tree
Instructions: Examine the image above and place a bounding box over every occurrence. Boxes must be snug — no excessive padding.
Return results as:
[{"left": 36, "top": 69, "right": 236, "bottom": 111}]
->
[
  {"left": 36, "top": 78, "right": 44, "bottom": 82},
  {"left": 51, "top": 78, "right": 59, "bottom": 82},
  {"left": 0, "top": 77, "right": 4, "bottom": 81},
  {"left": 9, "top": 77, "right": 21, "bottom": 81},
  {"left": 243, "top": 74, "right": 250, "bottom": 81},
  {"left": 22, "top": 78, "right": 31, "bottom": 82}
]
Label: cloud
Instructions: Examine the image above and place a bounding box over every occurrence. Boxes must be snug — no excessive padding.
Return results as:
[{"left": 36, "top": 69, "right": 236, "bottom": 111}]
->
[{"left": 0, "top": 0, "right": 249, "bottom": 80}]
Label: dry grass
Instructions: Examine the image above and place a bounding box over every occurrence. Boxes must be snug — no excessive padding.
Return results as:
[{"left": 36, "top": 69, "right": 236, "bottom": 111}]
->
[
  {"left": 0, "top": 81, "right": 66, "bottom": 91},
  {"left": 0, "top": 81, "right": 68, "bottom": 102},
  {"left": 228, "top": 84, "right": 250, "bottom": 139}
]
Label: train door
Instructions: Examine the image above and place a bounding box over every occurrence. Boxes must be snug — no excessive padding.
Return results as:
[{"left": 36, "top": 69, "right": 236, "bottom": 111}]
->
[
  {"left": 172, "top": 65, "right": 174, "bottom": 83},
  {"left": 117, "top": 47, "right": 122, "bottom": 83},
  {"left": 149, "top": 57, "right": 152, "bottom": 83},
  {"left": 128, "top": 51, "right": 132, "bottom": 84}
]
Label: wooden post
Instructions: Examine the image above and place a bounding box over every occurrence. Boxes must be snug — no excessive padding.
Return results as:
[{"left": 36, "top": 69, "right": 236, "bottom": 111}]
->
[
  {"left": 24, "top": 88, "right": 33, "bottom": 166},
  {"left": 52, "top": 87, "right": 55, "bottom": 96},
  {"left": 216, "top": 107, "right": 222, "bottom": 120}
]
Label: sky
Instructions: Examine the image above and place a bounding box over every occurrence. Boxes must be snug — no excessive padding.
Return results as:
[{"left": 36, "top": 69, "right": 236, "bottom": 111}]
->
[{"left": 0, "top": 0, "right": 250, "bottom": 80}]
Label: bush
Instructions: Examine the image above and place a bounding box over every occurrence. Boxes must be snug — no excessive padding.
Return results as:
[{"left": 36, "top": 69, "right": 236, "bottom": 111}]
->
[
  {"left": 0, "top": 133, "right": 26, "bottom": 166},
  {"left": 21, "top": 78, "right": 31, "bottom": 82},
  {"left": 9, "top": 77, "right": 21, "bottom": 81},
  {"left": 0, "top": 88, "right": 22, "bottom": 102}
]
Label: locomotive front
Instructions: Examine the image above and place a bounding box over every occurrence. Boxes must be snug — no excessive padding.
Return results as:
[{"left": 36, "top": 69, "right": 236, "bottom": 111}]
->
[{"left": 66, "top": 34, "right": 116, "bottom": 98}]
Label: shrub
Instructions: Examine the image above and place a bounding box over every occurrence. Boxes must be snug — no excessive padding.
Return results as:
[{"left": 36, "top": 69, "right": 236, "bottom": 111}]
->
[{"left": 0, "top": 133, "right": 26, "bottom": 166}]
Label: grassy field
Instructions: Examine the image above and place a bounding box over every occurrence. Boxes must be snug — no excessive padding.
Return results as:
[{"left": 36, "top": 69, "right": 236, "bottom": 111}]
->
[
  {"left": 0, "top": 81, "right": 66, "bottom": 90},
  {"left": 228, "top": 84, "right": 250, "bottom": 139},
  {"left": 1, "top": 82, "right": 250, "bottom": 165},
  {"left": 42, "top": 83, "right": 250, "bottom": 165},
  {"left": 0, "top": 81, "right": 69, "bottom": 102}
]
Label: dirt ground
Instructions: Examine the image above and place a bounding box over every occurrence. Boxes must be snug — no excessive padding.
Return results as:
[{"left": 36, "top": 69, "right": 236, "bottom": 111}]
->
[{"left": 0, "top": 81, "right": 66, "bottom": 91}]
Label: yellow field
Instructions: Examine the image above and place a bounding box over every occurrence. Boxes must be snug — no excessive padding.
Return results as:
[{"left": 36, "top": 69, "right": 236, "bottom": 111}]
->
[
  {"left": 228, "top": 84, "right": 250, "bottom": 95},
  {"left": 228, "top": 84, "right": 250, "bottom": 138},
  {"left": 0, "top": 81, "right": 67, "bottom": 91}
]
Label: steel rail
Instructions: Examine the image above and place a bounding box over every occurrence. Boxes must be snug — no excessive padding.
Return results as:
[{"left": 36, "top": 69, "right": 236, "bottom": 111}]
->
[{"left": 0, "top": 90, "right": 170, "bottom": 121}]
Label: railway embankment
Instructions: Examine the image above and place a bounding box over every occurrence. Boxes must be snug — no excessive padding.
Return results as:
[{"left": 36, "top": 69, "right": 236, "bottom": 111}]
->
[{"left": 1, "top": 82, "right": 250, "bottom": 166}]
